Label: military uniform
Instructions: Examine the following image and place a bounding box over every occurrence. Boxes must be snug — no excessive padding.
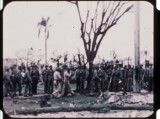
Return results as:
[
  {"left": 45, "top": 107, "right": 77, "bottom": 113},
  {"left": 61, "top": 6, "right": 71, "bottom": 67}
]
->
[
  {"left": 135, "top": 65, "right": 143, "bottom": 92},
  {"left": 97, "top": 67, "right": 106, "bottom": 94},
  {"left": 92, "top": 68, "right": 99, "bottom": 92},
  {"left": 3, "top": 69, "right": 13, "bottom": 97},
  {"left": 127, "top": 67, "right": 133, "bottom": 92},
  {"left": 75, "top": 67, "right": 86, "bottom": 93},
  {"left": 23, "top": 69, "right": 33, "bottom": 97},
  {"left": 11, "top": 68, "right": 22, "bottom": 96},
  {"left": 148, "top": 66, "right": 153, "bottom": 91},
  {"left": 112, "top": 68, "right": 120, "bottom": 92},
  {"left": 117, "top": 67, "right": 124, "bottom": 91},
  {"left": 31, "top": 67, "right": 40, "bottom": 95},
  {"left": 122, "top": 66, "right": 128, "bottom": 94},
  {"left": 47, "top": 67, "right": 54, "bottom": 94}
]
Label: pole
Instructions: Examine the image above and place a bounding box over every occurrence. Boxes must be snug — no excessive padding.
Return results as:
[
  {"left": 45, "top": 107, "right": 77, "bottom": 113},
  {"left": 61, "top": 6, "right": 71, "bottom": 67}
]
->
[
  {"left": 134, "top": 2, "right": 140, "bottom": 66},
  {"left": 133, "top": 2, "right": 140, "bottom": 92},
  {"left": 45, "top": 37, "right": 47, "bottom": 65}
]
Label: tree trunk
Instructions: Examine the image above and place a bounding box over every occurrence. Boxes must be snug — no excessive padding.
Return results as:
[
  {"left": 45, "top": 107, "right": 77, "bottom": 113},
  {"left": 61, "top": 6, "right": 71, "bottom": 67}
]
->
[{"left": 86, "top": 62, "right": 93, "bottom": 91}]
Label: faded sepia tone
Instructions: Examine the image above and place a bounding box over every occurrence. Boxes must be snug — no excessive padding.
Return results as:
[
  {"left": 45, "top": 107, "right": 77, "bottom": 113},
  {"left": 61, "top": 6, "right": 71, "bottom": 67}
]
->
[{"left": 3, "top": 1, "right": 153, "bottom": 118}]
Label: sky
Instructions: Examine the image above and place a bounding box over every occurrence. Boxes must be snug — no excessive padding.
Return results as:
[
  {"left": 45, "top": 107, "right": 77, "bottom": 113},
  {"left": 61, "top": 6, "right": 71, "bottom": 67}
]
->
[{"left": 3, "top": 1, "right": 153, "bottom": 65}]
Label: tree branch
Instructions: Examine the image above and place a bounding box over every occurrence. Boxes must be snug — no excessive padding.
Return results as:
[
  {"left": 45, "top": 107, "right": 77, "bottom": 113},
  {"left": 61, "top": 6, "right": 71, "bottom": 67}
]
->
[
  {"left": 113, "top": 4, "right": 133, "bottom": 24},
  {"left": 93, "top": 1, "right": 100, "bottom": 30},
  {"left": 84, "top": 10, "right": 90, "bottom": 32},
  {"left": 95, "top": 22, "right": 116, "bottom": 54},
  {"left": 68, "top": 1, "right": 133, "bottom": 62}
]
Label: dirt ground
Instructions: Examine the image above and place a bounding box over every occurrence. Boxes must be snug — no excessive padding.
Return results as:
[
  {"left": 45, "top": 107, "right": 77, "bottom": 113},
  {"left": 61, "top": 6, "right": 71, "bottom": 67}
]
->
[
  {"left": 11, "top": 110, "right": 153, "bottom": 118},
  {"left": 3, "top": 83, "right": 153, "bottom": 118}
]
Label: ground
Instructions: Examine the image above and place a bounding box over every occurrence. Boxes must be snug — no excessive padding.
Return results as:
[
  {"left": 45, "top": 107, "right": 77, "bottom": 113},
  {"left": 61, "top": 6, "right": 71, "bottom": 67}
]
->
[
  {"left": 11, "top": 110, "right": 153, "bottom": 118},
  {"left": 3, "top": 83, "right": 153, "bottom": 118}
]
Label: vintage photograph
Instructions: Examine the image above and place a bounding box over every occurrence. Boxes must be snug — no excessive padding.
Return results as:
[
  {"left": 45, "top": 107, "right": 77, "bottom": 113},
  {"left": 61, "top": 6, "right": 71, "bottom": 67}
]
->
[{"left": 3, "top": 1, "right": 153, "bottom": 118}]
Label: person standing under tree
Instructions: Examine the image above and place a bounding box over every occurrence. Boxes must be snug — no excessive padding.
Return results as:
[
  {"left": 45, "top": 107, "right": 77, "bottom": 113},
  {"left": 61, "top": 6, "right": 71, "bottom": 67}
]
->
[
  {"left": 62, "top": 65, "right": 74, "bottom": 96},
  {"left": 75, "top": 65, "right": 86, "bottom": 94},
  {"left": 97, "top": 65, "right": 107, "bottom": 97},
  {"left": 23, "top": 67, "right": 33, "bottom": 97},
  {"left": 92, "top": 65, "right": 99, "bottom": 92},
  {"left": 31, "top": 65, "right": 40, "bottom": 95}
]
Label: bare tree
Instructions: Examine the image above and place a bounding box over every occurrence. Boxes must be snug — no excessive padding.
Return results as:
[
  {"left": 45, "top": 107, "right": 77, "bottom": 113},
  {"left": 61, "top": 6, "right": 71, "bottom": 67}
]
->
[
  {"left": 71, "top": 49, "right": 87, "bottom": 67},
  {"left": 69, "top": 1, "right": 133, "bottom": 91}
]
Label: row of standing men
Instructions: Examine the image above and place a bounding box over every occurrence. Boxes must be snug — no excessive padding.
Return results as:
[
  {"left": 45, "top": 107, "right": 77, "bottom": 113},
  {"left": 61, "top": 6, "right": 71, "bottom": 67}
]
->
[{"left": 3, "top": 63, "right": 153, "bottom": 98}]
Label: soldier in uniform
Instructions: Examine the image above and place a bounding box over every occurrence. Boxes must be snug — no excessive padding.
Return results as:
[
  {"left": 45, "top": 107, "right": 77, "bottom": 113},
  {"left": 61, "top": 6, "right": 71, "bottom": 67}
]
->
[
  {"left": 143, "top": 62, "right": 153, "bottom": 92},
  {"left": 21, "top": 68, "right": 26, "bottom": 85},
  {"left": 117, "top": 64, "right": 124, "bottom": 92},
  {"left": 75, "top": 65, "right": 86, "bottom": 93},
  {"left": 31, "top": 65, "right": 40, "bottom": 95},
  {"left": 11, "top": 65, "right": 23, "bottom": 96},
  {"left": 42, "top": 65, "right": 48, "bottom": 93},
  {"left": 23, "top": 67, "right": 33, "bottom": 97},
  {"left": 92, "top": 65, "right": 99, "bottom": 92},
  {"left": 127, "top": 65, "right": 133, "bottom": 92},
  {"left": 112, "top": 66, "right": 120, "bottom": 92},
  {"left": 47, "top": 65, "right": 54, "bottom": 94},
  {"left": 122, "top": 65, "right": 128, "bottom": 95},
  {"left": 75, "top": 65, "right": 81, "bottom": 93},
  {"left": 3, "top": 68, "right": 13, "bottom": 97},
  {"left": 135, "top": 65, "right": 143, "bottom": 92},
  {"left": 80, "top": 65, "right": 87, "bottom": 93},
  {"left": 148, "top": 64, "right": 153, "bottom": 92},
  {"left": 97, "top": 65, "right": 106, "bottom": 96}
]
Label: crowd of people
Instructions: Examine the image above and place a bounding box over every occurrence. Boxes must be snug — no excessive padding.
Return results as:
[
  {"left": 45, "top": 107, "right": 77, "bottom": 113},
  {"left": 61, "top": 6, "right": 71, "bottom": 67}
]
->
[{"left": 3, "top": 59, "right": 153, "bottom": 98}]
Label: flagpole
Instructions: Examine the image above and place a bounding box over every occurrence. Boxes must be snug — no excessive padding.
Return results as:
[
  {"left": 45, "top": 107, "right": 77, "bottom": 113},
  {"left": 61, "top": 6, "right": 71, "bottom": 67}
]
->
[
  {"left": 45, "top": 34, "right": 47, "bottom": 65},
  {"left": 133, "top": 2, "right": 140, "bottom": 92},
  {"left": 134, "top": 2, "right": 140, "bottom": 66}
]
